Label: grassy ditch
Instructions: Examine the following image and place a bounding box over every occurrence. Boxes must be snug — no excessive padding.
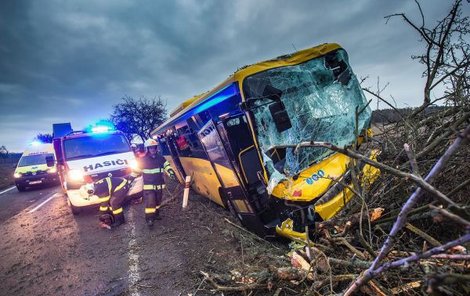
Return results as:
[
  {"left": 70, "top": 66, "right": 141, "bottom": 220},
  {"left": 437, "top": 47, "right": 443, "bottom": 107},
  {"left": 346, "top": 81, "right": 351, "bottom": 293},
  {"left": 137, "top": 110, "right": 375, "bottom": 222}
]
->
[{"left": 0, "top": 163, "right": 15, "bottom": 190}]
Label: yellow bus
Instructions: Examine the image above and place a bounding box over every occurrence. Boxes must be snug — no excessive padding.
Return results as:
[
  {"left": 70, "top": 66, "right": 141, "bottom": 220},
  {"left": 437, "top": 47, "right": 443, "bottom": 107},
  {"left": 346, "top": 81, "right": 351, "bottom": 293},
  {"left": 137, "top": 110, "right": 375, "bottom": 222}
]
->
[{"left": 152, "top": 43, "right": 380, "bottom": 241}]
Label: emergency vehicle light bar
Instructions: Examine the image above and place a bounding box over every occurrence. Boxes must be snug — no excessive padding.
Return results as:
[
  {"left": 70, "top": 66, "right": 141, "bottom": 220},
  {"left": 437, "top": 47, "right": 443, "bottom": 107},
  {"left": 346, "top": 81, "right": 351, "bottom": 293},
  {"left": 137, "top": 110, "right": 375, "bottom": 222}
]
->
[{"left": 91, "top": 126, "right": 112, "bottom": 133}]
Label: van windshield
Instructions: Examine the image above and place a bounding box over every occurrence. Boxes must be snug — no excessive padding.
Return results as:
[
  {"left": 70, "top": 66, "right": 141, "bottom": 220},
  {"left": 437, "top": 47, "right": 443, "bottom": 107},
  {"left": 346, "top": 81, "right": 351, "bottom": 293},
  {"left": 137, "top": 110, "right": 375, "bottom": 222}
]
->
[
  {"left": 18, "top": 154, "right": 54, "bottom": 167},
  {"left": 64, "top": 134, "right": 130, "bottom": 160}
]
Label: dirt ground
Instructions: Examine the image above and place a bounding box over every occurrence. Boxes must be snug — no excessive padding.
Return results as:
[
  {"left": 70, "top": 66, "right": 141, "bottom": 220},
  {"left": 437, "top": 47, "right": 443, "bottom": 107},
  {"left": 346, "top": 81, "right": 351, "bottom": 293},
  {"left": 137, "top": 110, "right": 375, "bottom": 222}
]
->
[{"left": 138, "top": 181, "right": 289, "bottom": 296}]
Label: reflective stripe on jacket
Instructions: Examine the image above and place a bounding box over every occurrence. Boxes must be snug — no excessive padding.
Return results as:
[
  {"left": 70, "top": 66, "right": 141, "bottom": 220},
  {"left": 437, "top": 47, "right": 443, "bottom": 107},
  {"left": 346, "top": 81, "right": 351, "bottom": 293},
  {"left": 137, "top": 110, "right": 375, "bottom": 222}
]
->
[{"left": 138, "top": 153, "right": 171, "bottom": 187}]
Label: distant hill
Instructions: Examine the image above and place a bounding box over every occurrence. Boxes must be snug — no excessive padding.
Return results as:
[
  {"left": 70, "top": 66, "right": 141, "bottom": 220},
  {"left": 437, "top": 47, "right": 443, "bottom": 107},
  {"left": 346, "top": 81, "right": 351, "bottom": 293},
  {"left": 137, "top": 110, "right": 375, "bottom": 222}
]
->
[{"left": 372, "top": 106, "right": 446, "bottom": 124}]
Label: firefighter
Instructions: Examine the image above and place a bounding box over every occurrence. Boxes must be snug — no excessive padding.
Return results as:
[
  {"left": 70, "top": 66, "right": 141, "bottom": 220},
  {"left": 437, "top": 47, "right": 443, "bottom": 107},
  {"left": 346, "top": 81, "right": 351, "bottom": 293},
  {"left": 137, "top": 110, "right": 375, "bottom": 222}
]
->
[
  {"left": 132, "top": 138, "right": 175, "bottom": 227},
  {"left": 85, "top": 176, "right": 129, "bottom": 229}
]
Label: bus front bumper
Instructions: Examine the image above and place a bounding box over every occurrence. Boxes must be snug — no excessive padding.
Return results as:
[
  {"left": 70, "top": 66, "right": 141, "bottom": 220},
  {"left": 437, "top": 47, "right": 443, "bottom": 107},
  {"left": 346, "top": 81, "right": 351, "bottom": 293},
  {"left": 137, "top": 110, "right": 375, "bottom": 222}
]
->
[{"left": 275, "top": 151, "right": 381, "bottom": 242}]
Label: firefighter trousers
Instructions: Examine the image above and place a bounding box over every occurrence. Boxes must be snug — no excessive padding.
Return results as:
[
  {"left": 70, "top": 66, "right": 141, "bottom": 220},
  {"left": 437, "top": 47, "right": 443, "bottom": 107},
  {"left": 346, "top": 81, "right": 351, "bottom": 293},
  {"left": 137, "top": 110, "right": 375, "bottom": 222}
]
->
[
  {"left": 99, "top": 185, "right": 128, "bottom": 224},
  {"left": 144, "top": 189, "right": 163, "bottom": 221}
]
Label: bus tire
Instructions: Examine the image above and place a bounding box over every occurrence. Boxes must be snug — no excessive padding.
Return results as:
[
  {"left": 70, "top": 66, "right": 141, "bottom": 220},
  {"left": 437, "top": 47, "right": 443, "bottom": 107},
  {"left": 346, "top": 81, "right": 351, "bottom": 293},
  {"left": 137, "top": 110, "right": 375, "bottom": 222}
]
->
[
  {"left": 226, "top": 199, "right": 240, "bottom": 221},
  {"left": 219, "top": 189, "right": 242, "bottom": 222}
]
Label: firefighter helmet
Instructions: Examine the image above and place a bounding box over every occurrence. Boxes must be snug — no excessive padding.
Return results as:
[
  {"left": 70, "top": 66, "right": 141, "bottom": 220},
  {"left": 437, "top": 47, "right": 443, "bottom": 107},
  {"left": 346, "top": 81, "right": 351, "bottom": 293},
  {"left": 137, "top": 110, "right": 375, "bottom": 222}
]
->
[{"left": 144, "top": 139, "right": 158, "bottom": 148}]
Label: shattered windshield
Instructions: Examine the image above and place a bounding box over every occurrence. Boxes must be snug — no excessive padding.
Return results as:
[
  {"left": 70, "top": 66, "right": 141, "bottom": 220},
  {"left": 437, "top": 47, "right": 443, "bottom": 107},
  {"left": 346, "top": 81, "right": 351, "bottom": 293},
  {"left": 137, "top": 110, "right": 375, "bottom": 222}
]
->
[{"left": 243, "top": 49, "right": 371, "bottom": 180}]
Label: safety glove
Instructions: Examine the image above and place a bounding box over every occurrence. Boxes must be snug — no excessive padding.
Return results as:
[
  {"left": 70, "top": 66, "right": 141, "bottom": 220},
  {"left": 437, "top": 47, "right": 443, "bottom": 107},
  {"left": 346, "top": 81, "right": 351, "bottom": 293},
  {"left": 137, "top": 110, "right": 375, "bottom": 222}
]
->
[
  {"left": 168, "top": 169, "right": 176, "bottom": 180},
  {"left": 126, "top": 175, "right": 136, "bottom": 183}
]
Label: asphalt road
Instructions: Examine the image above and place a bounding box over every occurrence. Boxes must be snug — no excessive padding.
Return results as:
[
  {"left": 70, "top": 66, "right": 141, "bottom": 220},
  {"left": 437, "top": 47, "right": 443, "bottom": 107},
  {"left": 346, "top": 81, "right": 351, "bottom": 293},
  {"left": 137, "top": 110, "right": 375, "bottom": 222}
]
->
[{"left": 0, "top": 184, "right": 196, "bottom": 296}]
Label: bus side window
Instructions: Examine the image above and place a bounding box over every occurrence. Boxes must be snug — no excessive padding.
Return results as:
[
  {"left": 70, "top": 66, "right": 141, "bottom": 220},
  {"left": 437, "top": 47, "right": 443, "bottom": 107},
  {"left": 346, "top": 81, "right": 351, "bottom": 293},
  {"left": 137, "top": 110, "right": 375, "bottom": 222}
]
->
[
  {"left": 195, "top": 111, "right": 211, "bottom": 127},
  {"left": 186, "top": 118, "right": 202, "bottom": 149},
  {"left": 157, "top": 137, "right": 170, "bottom": 156}
]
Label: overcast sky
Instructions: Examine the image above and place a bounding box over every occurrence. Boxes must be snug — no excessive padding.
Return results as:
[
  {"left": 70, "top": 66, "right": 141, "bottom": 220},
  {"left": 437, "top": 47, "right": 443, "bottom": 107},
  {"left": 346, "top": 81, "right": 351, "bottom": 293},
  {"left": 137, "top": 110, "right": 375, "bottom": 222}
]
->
[{"left": 0, "top": 0, "right": 466, "bottom": 152}]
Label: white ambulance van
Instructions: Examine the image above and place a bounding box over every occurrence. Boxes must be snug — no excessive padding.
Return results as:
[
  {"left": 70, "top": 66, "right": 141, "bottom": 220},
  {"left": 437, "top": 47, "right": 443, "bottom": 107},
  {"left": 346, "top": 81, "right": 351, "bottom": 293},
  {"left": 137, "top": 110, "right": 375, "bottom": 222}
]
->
[{"left": 14, "top": 143, "right": 59, "bottom": 191}]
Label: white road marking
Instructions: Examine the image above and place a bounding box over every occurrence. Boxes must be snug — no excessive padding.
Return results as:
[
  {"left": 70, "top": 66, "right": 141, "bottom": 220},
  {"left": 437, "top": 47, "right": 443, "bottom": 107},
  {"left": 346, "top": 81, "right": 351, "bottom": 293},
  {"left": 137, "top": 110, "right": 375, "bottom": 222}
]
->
[
  {"left": 0, "top": 186, "right": 16, "bottom": 195},
  {"left": 127, "top": 208, "right": 141, "bottom": 296},
  {"left": 28, "top": 192, "right": 60, "bottom": 213}
]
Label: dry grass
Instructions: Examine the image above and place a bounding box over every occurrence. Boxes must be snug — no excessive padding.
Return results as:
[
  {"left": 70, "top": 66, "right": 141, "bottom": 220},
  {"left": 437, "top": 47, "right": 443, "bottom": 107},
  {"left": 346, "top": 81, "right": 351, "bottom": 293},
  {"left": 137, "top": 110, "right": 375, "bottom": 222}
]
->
[{"left": 0, "top": 163, "right": 15, "bottom": 190}]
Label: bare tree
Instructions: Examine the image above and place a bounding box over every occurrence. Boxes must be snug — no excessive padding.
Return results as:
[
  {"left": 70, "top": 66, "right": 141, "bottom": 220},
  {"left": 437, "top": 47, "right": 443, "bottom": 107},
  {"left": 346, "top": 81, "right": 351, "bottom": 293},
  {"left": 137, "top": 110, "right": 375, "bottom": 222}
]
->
[
  {"left": 0, "top": 145, "right": 8, "bottom": 159},
  {"left": 110, "top": 96, "right": 167, "bottom": 142},
  {"left": 34, "top": 133, "right": 53, "bottom": 143},
  {"left": 385, "top": 0, "right": 470, "bottom": 113}
]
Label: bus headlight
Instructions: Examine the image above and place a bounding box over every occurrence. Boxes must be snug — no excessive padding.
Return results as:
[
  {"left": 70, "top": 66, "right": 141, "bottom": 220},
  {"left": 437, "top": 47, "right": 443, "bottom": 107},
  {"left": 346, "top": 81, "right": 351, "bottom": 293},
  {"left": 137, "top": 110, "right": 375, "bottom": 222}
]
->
[
  {"left": 48, "top": 167, "right": 57, "bottom": 174},
  {"left": 129, "top": 159, "right": 139, "bottom": 170},
  {"left": 14, "top": 172, "right": 22, "bottom": 178},
  {"left": 68, "top": 169, "right": 84, "bottom": 182}
]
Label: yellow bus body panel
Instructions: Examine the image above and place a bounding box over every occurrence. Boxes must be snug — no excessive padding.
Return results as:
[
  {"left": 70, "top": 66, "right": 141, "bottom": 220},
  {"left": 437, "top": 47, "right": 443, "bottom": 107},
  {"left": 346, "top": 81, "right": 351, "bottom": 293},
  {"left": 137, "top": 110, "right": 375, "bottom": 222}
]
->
[
  {"left": 271, "top": 152, "right": 350, "bottom": 202},
  {"left": 179, "top": 157, "right": 225, "bottom": 207}
]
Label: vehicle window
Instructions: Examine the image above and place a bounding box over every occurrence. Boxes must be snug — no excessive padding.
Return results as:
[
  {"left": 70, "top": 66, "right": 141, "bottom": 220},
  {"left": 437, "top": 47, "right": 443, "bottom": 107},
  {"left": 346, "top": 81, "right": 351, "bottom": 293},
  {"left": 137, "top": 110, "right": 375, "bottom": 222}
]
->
[
  {"left": 18, "top": 153, "right": 54, "bottom": 167},
  {"left": 64, "top": 134, "right": 130, "bottom": 160},
  {"left": 243, "top": 49, "right": 371, "bottom": 176}
]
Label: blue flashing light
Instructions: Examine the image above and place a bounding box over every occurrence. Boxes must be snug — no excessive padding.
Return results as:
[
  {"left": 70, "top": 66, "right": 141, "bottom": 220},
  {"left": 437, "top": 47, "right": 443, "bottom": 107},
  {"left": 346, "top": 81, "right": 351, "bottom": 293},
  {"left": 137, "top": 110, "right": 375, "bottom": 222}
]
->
[
  {"left": 91, "top": 126, "right": 112, "bottom": 133},
  {"left": 31, "top": 141, "right": 41, "bottom": 146},
  {"left": 192, "top": 83, "right": 238, "bottom": 115}
]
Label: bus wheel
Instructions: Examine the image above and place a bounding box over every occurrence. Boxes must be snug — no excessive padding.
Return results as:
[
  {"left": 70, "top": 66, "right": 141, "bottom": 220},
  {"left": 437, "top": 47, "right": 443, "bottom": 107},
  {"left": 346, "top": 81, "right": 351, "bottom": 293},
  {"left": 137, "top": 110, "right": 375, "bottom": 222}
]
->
[
  {"left": 219, "top": 187, "right": 241, "bottom": 221},
  {"left": 226, "top": 199, "right": 242, "bottom": 222}
]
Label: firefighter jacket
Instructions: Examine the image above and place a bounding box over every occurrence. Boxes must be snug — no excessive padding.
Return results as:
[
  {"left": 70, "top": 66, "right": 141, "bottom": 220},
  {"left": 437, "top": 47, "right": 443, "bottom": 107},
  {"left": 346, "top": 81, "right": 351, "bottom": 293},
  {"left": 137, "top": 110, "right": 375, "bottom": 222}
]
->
[
  {"left": 138, "top": 153, "right": 172, "bottom": 190},
  {"left": 93, "top": 177, "right": 128, "bottom": 203}
]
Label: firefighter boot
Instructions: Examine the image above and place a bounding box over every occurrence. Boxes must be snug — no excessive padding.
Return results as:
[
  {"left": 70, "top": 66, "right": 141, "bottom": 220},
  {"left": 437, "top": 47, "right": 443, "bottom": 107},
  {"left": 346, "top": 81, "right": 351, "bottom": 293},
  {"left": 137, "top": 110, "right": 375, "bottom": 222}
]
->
[
  {"left": 99, "top": 213, "right": 114, "bottom": 229},
  {"left": 111, "top": 213, "right": 125, "bottom": 228},
  {"left": 155, "top": 210, "right": 162, "bottom": 220}
]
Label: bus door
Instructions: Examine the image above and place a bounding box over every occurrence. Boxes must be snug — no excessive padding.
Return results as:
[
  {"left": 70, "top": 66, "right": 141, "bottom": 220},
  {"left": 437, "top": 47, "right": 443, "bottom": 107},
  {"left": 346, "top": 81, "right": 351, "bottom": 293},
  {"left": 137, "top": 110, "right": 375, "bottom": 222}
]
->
[
  {"left": 198, "top": 120, "right": 267, "bottom": 234},
  {"left": 219, "top": 115, "right": 271, "bottom": 214},
  {"left": 161, "top": 135, "right": 186, "bottom": 181}
]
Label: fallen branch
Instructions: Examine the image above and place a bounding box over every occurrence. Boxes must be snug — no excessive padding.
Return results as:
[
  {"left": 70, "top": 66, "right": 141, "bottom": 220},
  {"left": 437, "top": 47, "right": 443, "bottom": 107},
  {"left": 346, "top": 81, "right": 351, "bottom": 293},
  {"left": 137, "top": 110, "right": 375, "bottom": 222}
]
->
[
  {"left": 310, "top": 274, "right": 357, "bottom": 291},
  {"left": 270, "top": 133, "right": 462, "bottom": 207},
  {"left": 390, "top": 281, "right": 421, "bottom": 294},
  {"left": 343, "top": 125, "right": 470, "bottom": 296},
  {"left": 430, "top": 205, "right": 470, "bottom": 228},
  {"left": 430, "top": 254, "right": 470, "bottom": 260},
  {"left": 200, "top": 271, "right": 266, "bottom": 292},
  {"left": 405, "top": 222, "right": 441, "bottom": 247},
  {"left": 328, "top": 257, "right": 372, "bottom": 269},
  {"left": 344, "top": 233, "right": 470, "bottom": 295},
  {"left": 223, "top": 218, "right": 281, "bottom": 250}
]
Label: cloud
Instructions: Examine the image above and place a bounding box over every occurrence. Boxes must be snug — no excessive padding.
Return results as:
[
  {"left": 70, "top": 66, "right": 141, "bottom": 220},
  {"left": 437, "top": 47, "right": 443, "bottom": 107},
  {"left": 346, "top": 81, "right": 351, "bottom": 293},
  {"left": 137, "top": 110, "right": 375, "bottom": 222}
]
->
[{"left": 0, "top": 0, "right": 466, "bottom": 151}]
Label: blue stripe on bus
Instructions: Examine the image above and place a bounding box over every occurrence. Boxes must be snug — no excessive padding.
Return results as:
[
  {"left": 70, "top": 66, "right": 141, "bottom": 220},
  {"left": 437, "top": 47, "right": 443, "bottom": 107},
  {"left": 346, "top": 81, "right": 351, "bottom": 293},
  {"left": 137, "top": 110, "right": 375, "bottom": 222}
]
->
[
  {"left": 191, "top": 83, "right": 239, "bottom": 115},
  {"left": 156, "top": 82, "right": 239, "bottom": 131}
]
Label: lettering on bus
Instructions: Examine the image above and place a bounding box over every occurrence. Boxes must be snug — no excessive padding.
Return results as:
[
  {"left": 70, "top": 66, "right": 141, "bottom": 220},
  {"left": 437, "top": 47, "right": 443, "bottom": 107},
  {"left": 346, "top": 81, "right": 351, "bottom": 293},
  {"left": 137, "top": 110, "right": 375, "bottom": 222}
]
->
[
  {"left": 305, "top": 169, "right": 325, "bottom": 185},
  {"left": 198, "top": 124, "right": 216, "bottom": 138},
  {"left": 83, "top": 159, "right": 129, "bottom": 172}
]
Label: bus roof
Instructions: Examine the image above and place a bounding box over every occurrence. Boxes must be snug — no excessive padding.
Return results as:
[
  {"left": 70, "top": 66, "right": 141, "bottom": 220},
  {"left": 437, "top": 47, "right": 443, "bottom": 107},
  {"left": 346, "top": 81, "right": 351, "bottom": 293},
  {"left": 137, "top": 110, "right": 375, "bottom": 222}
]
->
[{"left": 154, "top": 43, "right": 342, "bottom": 135}]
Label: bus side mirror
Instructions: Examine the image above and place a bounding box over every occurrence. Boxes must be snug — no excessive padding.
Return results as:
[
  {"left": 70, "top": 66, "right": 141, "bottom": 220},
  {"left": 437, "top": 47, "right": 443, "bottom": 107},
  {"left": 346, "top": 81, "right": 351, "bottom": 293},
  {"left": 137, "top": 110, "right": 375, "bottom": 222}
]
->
[
  {"left": 45, "top": 156, "right": 54, "bottom": 167},
  {"left": 269, "top": 101, "right": 292, "bottom": 133}
]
